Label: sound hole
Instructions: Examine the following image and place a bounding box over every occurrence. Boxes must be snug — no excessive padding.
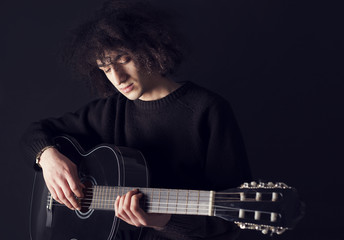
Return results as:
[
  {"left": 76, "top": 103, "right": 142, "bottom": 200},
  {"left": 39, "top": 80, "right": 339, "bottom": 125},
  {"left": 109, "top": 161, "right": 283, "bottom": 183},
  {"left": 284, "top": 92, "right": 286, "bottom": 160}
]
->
[{"left": 76, "top": 176, "right": 96, "bottom": 219}]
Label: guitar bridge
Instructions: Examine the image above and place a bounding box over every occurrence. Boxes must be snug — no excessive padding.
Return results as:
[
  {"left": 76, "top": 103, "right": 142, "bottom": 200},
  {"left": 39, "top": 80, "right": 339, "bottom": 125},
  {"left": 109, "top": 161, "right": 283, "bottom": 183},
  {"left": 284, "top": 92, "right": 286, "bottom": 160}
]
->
[
  {"left": 47, "top": 192, "right": 53, "bottom": 211},
  {"left": 45, "top": 192, "right": 53, "bottom": 228}
]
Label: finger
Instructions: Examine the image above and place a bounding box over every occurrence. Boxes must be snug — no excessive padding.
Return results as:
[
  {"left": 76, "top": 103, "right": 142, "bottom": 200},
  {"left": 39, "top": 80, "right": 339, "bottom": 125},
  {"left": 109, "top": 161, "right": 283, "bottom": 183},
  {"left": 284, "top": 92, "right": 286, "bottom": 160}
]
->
[
  {"left": 122, "top": 190, "right": 142, "bottom": 227},
  {"left": 130, "top": 193, "right": 148, "bottom": 226},
  {"left": 115, "top": 195, "right": 120, "bottom": 215},
  {"left": 118, "top": 194, "right": 131, "bottom": 221},
  {"left": 42, "top": 172, "right": 62, "bottom": 204},
  {"left": 68, "top": 166, "right": 85, "bottom": 198},
  {"left": 46, "top": 184, "right": 62, "bottom": 205},
  {"left": 55, "top": 185, "right": 75, "bottom": 210},
  {"left": 79, "top": 182, "right": 86, "bottom": 189},
  {"left": 66, "top": 173, "right": 84, "bottom": 199},
  {"left": 59, "top": 179, "right": 80, "bottom": 210},
  {"left": 122, "top": 189, "right": 139, "bottom": 213}
]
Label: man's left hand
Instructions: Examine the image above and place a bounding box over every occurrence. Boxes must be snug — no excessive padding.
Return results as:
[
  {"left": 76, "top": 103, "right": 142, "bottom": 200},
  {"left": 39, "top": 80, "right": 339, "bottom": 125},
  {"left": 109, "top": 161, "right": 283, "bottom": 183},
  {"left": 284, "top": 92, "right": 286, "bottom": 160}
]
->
[{"left": 114, "top": 189, "right": 171, "bottom": 230}]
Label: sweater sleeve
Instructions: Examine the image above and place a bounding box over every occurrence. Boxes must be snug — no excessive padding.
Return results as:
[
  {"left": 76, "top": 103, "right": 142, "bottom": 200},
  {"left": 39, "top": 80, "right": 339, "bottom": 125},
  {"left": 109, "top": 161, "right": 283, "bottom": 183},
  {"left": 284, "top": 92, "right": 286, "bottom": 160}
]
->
[
  {"left": 204, "top": 98, "right": 252, "bottom": 190},
  {"left": 21, "top": 96, "right": 117, "bottom": 169}
]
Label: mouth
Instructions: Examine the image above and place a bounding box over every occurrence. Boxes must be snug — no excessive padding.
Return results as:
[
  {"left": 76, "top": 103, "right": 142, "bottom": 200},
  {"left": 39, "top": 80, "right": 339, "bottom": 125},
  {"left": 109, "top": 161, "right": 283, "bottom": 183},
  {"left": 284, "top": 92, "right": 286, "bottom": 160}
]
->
[{"left": 120, "top": 83, "right": 134, "bottom": 94}]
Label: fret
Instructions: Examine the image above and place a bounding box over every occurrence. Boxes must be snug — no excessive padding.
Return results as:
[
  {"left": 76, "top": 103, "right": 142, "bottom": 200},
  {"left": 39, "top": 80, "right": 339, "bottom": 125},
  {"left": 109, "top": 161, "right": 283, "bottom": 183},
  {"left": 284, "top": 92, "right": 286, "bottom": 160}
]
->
[
  {"left": 151, "top": 188, "right": 155, "bottom": 212},
  {"left": 158, "top": 189, "right": 161, "bottom": 213},
  {"left": 98, "top": 186, "right": 101, "bottom": 209},
  {"left": 167, "top": 190, "right": 176, "bottom": 214},
  {"left": 97, "top": 186, "right": 100, "bottom": 209},
  {"left": 110, "top": 187, "right": 115, "bottom": 206},
  {"left": 175, "top": 190, "right": 179, "bottom": 214},
  {"left": 99, "top": 186, "right": 102, "bottom": 209},
  {"left": 108, "top": 186, "right": 113, "bottom": 209},
  {"left": 179, "top": 190, "right": 188, "bottom": 215},
  {"left": 186, "top": 190, "right": 189, "bottom": 215},
  {"left": 94, "top": 186, "right": 99, "bottom": 209},
  {"left": 160, "top": 189, "right": 169, "bottom": 213},
  {"left": 99, "top": 186, "right": 103, "bottom": 209},
  {"left": 197, "top": 190, "right": 200, "bottom": 215},
  {"left": 104, "top": 186, "right": 108, "bottom": 209},
  {"left": 100, "top": 185, "right": 104, "bottom": 209},
  {"left": 147, "top": 188, "right": 156, "bottom": 213},
  {"left": 200, "top": 191, "right": 211, "bottom": 215},
  {"left": 103, "top": 186, "right": 106, "bottom": 209},
  {"left": 105, "top": 187, "right": 109, "bottom": 209},
  {"left": 176, "top": 190, "right": 189, "bottom": 215},
  {"left": 167, "top": 189, "right": 170, "bottom": 213},
  {"left": 89, "top": 187, "right": 94, "bottom": 209}
]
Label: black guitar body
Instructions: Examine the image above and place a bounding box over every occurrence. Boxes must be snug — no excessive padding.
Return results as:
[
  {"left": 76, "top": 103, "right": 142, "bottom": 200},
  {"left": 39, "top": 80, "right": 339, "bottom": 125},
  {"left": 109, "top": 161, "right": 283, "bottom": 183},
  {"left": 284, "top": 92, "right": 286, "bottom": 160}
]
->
[{"left": 30, "top": 136, "right": 149, "bottom": 240}]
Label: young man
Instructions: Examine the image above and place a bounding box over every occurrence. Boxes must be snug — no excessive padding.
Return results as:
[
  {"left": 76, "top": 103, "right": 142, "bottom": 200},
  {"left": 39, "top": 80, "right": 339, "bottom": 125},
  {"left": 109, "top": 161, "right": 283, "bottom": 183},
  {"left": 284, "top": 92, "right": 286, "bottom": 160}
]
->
[{"left": 22, "top": 0, "right": 251, "bottom": 239}]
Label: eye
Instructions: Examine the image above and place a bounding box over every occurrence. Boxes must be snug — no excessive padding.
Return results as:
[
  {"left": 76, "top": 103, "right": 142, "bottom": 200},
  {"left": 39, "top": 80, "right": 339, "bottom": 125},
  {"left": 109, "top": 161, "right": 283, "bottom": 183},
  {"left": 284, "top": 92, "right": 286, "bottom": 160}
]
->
[
  {"left": 117, "top": 54, "right": 131, "bottom": 64},
  {"left": 104, "top": 68, "right": 111, "bottom": 73}
]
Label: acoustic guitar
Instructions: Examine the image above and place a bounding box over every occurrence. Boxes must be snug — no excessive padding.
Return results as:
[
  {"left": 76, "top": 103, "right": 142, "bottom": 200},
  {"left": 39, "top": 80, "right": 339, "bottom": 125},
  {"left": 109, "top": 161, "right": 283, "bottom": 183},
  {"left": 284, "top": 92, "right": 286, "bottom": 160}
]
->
[{"left": 30, "top": 136, "right": 304, "bottom": 240}]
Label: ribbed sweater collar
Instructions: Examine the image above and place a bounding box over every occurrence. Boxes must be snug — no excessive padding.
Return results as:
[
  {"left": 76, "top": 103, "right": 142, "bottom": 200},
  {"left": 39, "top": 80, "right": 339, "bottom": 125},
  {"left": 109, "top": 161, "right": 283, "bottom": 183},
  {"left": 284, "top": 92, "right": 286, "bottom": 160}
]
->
[{"left": 132, "top": 81, "right": 192, "bottom": 110}]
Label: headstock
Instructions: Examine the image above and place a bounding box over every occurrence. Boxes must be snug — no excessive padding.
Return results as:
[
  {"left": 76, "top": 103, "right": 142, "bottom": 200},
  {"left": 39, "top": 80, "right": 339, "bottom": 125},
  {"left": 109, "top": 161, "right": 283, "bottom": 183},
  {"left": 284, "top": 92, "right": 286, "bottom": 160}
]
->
[{"left": 214, "top": 181, "right": 304, "bottom": 235}]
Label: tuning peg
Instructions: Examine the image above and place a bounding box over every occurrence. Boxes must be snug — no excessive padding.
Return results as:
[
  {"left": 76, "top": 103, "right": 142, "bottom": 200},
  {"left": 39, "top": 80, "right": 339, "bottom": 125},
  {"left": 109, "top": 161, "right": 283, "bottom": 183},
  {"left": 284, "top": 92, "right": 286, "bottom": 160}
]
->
[
  {"left": 250, "top": 181, "right": 257, "bottom": 187},
  {"left": 276, "top": 228, "right": 287, "bottom": 235},
  {"left": 261, "top": 228, "right": 269, "bottom": 235},
  {"left": 275, "top": 182, "right": 290, "bottom": 189}
]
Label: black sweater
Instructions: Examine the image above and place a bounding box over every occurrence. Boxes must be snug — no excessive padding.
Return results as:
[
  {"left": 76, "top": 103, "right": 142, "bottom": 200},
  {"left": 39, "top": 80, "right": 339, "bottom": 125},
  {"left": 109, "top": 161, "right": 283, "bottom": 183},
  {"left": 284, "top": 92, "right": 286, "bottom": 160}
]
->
[{"left": 22, "top": 81, "right": 251, "bottom": 239}]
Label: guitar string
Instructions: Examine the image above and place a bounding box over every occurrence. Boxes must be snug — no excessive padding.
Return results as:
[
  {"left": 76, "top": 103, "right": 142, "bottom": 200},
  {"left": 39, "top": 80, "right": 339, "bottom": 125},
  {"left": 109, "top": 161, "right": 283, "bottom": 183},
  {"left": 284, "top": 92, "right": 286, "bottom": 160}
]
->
[
  {"left": 47, "top": 195, "right": 263, "bottom": 203},
  {"left": 45, "top": 201, "right": 275, "bottom": 217},
  {"left": 47, "top": 198, "right": 248, "bottom": 206},
  {"left": 49, "top": 188, "right": 275, "bottom": 197},
  {"left": 46, "top": 187, "right": 279, "bottom": 214},
  {"left": 47, "top": 190, "right": 273, "bottom": 203},
  {"left": 75, "top": 187, "right": 278, "bottom": 194},
  {"left": 47, "top": 197, "right": 269, "bottom": 212},
  {"left": 47, "top": 201, "right": 243, "bottom": 212},
  {"left": 47, "top": 190, "right": 275, "bottom": 213}
]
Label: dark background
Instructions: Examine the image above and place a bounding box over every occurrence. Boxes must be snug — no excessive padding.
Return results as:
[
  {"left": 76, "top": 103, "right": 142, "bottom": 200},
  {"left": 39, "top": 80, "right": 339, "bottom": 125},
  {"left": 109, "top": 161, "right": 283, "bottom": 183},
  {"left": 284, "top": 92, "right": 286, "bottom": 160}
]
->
[{"left": 1, "top": 0, "right": 343, "bottom": 239}]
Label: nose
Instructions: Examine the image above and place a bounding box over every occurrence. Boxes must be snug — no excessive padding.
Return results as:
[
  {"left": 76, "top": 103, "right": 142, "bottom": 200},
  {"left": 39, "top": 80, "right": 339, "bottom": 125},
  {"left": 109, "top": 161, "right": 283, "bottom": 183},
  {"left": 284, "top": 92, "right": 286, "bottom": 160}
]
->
[{"left": 107, "top": 65, "right": 126, "bottom": 86}]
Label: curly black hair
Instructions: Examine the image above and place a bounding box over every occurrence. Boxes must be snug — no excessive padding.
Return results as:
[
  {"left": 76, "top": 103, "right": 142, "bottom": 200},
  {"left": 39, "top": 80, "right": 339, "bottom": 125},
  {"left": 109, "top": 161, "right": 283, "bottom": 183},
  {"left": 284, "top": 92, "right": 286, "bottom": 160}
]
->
[{"left": 64, "top": 0, "right": 184, "bottom": 97}]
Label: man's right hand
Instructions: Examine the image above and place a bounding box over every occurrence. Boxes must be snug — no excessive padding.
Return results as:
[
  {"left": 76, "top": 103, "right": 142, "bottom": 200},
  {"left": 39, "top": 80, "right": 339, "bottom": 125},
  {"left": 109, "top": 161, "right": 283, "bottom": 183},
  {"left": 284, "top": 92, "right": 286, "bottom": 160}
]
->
[{"left": 39, "top": 147, "right": 85, "bottom": 210}]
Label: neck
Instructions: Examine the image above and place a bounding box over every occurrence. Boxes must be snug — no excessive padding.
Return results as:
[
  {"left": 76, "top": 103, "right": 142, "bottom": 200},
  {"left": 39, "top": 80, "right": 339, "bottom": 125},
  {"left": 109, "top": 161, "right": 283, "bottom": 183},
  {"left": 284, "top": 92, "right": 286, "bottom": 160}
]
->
[
  {"left": 139, "top": 74, "right": 181, "bottom": 101},
  {"left": 89, "top": 185, "right": 215, "bottom": 216}
]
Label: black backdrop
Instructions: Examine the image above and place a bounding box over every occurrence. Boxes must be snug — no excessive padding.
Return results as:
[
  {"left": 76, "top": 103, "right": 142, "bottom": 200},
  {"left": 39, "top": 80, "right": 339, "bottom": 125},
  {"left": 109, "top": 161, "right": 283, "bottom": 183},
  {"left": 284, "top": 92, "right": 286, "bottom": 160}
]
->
[{"left": 1, "top": 0, "right": 344, "bottom": 239}]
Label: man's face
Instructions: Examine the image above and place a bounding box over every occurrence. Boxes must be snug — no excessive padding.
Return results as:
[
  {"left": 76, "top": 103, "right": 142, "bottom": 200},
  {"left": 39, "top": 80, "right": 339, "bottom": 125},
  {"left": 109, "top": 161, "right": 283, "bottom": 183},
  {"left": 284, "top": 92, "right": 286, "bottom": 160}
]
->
[{"left": 97, "top": 50, "right": 154, "bottom": 100}]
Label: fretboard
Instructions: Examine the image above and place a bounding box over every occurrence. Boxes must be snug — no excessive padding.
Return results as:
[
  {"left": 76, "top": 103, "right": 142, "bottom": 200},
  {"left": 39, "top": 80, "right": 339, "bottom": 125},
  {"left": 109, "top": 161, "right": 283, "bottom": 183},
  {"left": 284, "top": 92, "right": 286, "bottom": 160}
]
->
[{"left": 88, "top": 186, "right": 215, "bottom": 216}]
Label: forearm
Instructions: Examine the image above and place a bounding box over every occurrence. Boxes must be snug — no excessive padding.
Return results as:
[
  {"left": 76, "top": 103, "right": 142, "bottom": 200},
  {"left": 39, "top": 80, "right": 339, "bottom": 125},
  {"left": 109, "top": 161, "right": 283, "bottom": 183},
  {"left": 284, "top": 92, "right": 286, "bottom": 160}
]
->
[{"left": 21, "top": 98, "right": 114, "bottom": 168}]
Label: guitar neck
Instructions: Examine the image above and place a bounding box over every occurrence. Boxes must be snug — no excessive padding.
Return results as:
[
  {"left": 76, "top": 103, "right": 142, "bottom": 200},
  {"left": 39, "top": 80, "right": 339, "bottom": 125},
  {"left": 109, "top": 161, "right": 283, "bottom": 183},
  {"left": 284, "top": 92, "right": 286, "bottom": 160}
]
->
[{"left": 88, "top": 186, "right": 215, "bottom": 216}]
